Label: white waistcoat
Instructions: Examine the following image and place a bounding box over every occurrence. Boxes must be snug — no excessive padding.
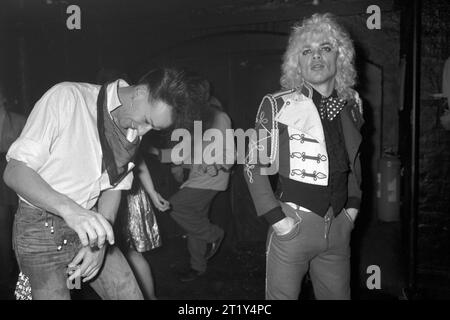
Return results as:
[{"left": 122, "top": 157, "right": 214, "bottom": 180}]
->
[{"left": 275, "top": 90, "right": 329, "bottom": 186}]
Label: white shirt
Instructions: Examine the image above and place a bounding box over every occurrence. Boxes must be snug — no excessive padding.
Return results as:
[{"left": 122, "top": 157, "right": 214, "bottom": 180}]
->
[{"left": 7, "top": 79, "right": 134, "bottom": 209}]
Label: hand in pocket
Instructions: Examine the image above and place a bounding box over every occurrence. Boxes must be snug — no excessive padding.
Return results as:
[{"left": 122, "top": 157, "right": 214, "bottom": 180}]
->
[{"left": 273, "top": 216, "right": 296, "bottom": 236}]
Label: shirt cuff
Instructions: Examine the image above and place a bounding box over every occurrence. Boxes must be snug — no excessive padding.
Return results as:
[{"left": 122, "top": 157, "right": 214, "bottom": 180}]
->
[
  {"left": 345, "top": 197, "right": 361, "bottom": 211},
  {"left": 262, "top": 206, "right": 286, "bottom": 225}
]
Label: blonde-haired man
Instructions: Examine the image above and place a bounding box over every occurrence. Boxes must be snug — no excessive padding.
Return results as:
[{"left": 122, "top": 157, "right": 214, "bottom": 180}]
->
[{"left": 245, "top": 13, "right": 364, "bottom": 300}]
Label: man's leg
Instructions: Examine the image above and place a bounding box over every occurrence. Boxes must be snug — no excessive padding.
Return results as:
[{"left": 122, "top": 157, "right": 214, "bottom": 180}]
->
[
  {"left": 265, "top": 230, "right": 308, "bottom": 300},
  {"left": 266, "top": 203, "right": 323, "bottom": 300},
  {"left": 187, "top": 228, "right": 224, "bottom": 273},
  {"left": 19, "top": 254, "right": 72, "bottom": 300},
  {"left": 309, "top": 208, "right": 352, "bottom": 300},
  {"left": 89, "top": 245, "right": 143, "bottom": 300},
  {"left": 186, "top": 236, "right": 207, "bottom": 273},
  {"left": 13, "top": 205, "right": 76, "bottom": 300},
  {"left": 170, "top": 187, "right": 222, "bottom": 273}
]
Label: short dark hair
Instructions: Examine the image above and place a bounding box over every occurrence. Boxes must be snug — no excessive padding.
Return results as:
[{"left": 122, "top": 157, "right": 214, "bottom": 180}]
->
[
  {"left": 179, "top": 70, "right": 220, "bottom": 131},
  {"left": 137, "top": 67, "right": 205, "bottom": 131}
]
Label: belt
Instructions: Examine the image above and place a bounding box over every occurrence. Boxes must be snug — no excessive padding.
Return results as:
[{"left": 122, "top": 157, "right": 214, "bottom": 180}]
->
[{"left": 285, "top": 202, "right": 312, "bottom": 213}]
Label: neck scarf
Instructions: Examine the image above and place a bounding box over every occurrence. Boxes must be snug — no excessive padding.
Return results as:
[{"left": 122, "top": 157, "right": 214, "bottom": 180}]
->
[
  {"left": 97, "top": 83, "right": 140, "bottom": 186},
  {"left": 319, "top": 95, "right": 346, "bottom": 121}
]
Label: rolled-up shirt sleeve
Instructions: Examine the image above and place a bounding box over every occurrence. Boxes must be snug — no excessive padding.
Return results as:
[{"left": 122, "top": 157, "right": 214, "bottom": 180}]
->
[{"left": 6, "top": 83, "right": 75, "bottom": 171}]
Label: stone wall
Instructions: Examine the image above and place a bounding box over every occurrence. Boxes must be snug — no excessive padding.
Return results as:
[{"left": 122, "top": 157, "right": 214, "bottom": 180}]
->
[
  {"left": 419, "top": 99, "right": 450, "bottom": 273},
  {"left": 418, "top": 0, "right": 450, "bottom": 274}
]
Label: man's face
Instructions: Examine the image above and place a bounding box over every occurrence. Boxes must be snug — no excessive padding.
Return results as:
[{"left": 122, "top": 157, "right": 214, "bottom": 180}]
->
[
  {"left": 119, "top": 87, "right": 173, "bottom": 136},
  {"left": 297, "top": 32, "right": 338, "bottom": 88}
]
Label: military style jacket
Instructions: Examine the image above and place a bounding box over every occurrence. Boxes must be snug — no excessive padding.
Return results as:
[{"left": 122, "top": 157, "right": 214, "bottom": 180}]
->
[{"left": 244, "top": 84, "right": 364, "bottom": 224}]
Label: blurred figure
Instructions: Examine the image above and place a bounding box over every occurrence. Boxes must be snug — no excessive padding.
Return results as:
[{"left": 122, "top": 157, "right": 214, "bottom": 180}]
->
[
  {"left": 161, "top": 76, "right": 235, "bottom": 282},
  {"left": 0, "top": 86, "right": 26, "bottom": 299}
]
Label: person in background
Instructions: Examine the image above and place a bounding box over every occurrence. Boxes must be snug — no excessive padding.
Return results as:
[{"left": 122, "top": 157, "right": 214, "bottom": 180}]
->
[
  {"left": 160, "top": 76, "right": 235, "bottom": 282},
  {"left": 0, "top": 86, "right": 26, "bottom": 299},
  {"left": 116, "top": 155, "right": 170, "bottom": 300}
]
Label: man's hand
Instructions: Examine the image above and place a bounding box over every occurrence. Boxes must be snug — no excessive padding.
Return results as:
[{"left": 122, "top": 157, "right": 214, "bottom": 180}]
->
[
  {"left": 345, "top": 208, "right": 359, "bottom": 222},
  {"left": 68, "top": 245, "right": 107, "bottom": 283},
  {"left": 272, "top": 216, "right": 296, "bottom": 236},
  {"left": 62, "top": 208, "right": 114, "bottom": 248},
  {"left": 200, "top": 164, "right": 219, "bottom": 177},
  {"left": 3, "top": 159, "right": 114, "bottom": 248},
  {"left": 149, "top": 192, "right": 170, "bottom": 212}
]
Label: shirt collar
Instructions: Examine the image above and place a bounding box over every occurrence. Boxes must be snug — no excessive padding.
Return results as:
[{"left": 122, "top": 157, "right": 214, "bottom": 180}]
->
[
  {"left": 106, "top": 79, "right": 130, "bottom": 113},
  {"left": 301, "top": 83, "right": 338, "bottom": 109}
]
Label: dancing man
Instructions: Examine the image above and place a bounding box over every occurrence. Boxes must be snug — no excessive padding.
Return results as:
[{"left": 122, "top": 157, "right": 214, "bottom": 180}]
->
[{"left": 4, "top": 68, "right": 199, "bottom": 299}]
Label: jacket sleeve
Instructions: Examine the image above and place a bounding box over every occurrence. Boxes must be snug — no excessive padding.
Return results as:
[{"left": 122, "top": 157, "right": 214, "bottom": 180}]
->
[
  {"left": 243, "top": 95, "right": 285, "bottom": 225},
  {"left": 345, "top": 96, "right": 364, "bottom": 210},
  {"left": 346, "top": 152, "right": 362, "bottom": 210}
]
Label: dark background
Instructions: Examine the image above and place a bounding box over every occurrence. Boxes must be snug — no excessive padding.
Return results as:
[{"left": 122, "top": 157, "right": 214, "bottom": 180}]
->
[{"left": 0, "top": 0, "right": 449, "bottom": 299}]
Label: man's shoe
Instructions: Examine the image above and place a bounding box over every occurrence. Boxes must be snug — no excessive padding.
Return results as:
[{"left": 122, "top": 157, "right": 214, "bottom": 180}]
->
[
  {"left": 179, "top": 268, "right": 205, "bottom": 282},
  {"left": 205, "top": 233, "right": 224, "bottom": 260}
]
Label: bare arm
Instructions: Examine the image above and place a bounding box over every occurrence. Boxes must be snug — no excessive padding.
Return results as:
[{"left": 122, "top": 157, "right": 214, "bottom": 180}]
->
[
  {"left": 96, "top": 189, "right": 121, "bottom": 224},
  {"left": 137, "top": 160, "right": 157, "bottom": 196},
  {"left": 4, "top": 159, "right": 114, "bottom": 247},
  {"left": 137, "top": 160, "right": 170, "bottom": 211},
  {"left": 4, "top": 159, "right": 76, "bottom": 216}
]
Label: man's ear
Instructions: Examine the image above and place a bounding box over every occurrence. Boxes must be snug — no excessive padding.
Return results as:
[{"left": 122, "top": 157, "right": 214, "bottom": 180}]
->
[{"left": 134, "top": 85, "right": 149, "bottom": 99}]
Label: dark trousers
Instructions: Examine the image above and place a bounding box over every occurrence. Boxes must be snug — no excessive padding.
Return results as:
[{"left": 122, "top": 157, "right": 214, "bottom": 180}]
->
[
  {"left": 170, "top": 187, "right": 223, "bottom": 273},
  {"left": 266, "top": 202, "right": 354, "bottom": 300}
]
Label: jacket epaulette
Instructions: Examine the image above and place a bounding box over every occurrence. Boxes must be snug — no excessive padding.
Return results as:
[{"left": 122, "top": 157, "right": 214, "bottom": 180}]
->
[
  {"left": 270, "top": 88, "right": 296, "bottom": 100},
  {"left": 248, "top": 89, "right": 298, "bottom": 179}
]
